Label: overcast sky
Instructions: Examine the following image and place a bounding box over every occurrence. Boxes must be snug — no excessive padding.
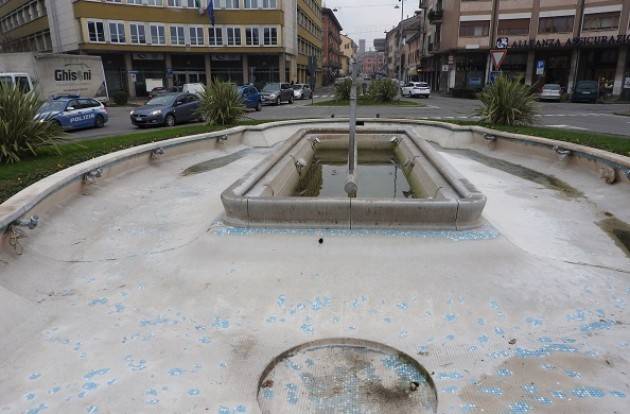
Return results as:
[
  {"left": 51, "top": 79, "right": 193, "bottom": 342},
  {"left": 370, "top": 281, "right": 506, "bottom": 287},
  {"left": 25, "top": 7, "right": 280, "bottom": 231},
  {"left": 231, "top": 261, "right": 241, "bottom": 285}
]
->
[{"left": 324, "top": 0, "right": 420, "bottom": 49}]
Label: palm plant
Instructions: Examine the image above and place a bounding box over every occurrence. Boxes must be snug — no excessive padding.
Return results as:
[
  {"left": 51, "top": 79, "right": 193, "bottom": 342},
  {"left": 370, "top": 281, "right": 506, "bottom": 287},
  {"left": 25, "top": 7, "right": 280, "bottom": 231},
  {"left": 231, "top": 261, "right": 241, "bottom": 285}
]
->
[
  {"left": 198, "top": 80, "right": 245, "bottom": 126},
  {"left": 0, "top": 85, "right": 63, "bottom": 164},
  {"left": 478, "top": 75, "right": 538, "bottom": 126}
]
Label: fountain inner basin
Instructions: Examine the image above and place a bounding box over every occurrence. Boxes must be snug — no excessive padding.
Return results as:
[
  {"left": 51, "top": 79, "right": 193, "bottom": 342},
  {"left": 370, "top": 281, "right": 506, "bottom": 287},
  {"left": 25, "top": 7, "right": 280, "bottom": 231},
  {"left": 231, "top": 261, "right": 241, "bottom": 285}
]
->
[{"left": 221, "top": 128, "right": 486, "bottom": 229}]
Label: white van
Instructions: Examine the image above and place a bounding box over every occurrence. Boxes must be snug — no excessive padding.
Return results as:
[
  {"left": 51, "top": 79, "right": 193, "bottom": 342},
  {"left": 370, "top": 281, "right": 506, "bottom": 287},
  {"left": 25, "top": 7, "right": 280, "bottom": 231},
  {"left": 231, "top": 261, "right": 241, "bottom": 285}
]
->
[
  {"left": 182, "top": 83, "right": 205, "bottom": 97},
  {"left": 0, "top": 72, "right": 35, "bottom": 93}
]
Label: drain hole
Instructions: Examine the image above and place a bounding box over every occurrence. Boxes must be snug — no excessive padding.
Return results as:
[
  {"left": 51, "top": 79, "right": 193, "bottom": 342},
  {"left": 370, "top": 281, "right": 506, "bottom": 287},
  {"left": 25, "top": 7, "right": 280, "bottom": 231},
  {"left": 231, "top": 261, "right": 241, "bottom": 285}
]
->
[
  {"left": 318, "top": 238, "right": 324, "bottom": 245},
  {"left": 257, "top": 338, "right": 437, "bottom": 413}
]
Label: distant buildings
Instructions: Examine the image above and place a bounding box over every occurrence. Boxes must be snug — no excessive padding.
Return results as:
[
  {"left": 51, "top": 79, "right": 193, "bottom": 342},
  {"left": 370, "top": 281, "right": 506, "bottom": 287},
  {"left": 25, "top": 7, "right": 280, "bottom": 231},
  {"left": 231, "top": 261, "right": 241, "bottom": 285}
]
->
[
  {"left": 384, "top": 14, "right": 423, "bottom": 81},
  {"left": 358, "top": 38, "right": 366, "bottom": 56},
  {"left": 339, "top": 34, "right": 357, "bottom": 76},
  {"left": 361, "top": 51, "right": 385, "bottom": 78},
  {"left": 373, "top": 38, "right": 386, "bottom": 53},
  {"left": 321, "top": 7, "right": 342, "bottom": 85}
]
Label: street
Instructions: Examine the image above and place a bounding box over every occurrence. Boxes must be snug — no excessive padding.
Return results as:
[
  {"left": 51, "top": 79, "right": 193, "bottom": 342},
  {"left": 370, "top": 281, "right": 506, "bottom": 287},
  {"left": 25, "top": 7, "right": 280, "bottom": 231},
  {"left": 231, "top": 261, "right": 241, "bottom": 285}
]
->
[{"left": 71, "top": 90, "right": 630, "bottom": 141}]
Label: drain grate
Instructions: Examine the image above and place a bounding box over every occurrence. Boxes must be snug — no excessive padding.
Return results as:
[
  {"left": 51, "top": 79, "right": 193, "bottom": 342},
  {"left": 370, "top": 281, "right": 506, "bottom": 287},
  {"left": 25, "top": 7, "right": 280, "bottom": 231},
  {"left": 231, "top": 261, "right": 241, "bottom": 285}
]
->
[{"left": 258, "top": 338, "right": 437, "bottom": 413}]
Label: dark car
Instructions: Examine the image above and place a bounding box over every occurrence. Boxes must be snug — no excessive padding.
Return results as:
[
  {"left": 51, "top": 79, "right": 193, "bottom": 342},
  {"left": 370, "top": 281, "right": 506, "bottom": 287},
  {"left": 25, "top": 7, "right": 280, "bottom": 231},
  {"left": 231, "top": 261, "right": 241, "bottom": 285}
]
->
[
  {"left": 572, "top": 80, "right": 599, "bottom": 103},
  {"left": 130, "top": 93, "right": 202, "bottom": 128},
  {"left": 237, "top": 85, "right": 262, "bottom": 111},
  {"left": 36, "top": 96, "right": 108, "bottom": 131},
  {"left": 261, "top": 83, "right": 294, "bottom": 105}
]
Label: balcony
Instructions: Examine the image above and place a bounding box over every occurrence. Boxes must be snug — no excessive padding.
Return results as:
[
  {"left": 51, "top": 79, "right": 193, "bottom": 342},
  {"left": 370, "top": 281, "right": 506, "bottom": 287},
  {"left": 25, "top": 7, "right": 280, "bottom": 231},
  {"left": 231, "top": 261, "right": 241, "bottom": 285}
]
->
[{"left": 428, "top": 8, "right": 443, "bottom": 24}]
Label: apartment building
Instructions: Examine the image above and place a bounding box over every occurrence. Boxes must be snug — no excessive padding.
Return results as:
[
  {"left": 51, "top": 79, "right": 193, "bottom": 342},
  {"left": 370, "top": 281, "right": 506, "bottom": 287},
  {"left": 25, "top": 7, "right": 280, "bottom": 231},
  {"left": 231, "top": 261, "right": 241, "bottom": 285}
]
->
[
  {"left": 321, "top": 7, "right": 341, "bottom": 85},
  {"left": 0, "top": 0, "right": 52, "bottom": 52},
  {"left": 1, "top": 0, "right": 324, "bottom": 97},
  {"left": 385, "top": 14, "right": 423, "bottom": 80},
  {"left": 339, "top": 33, "right": 357, "bottom": 76},
  {"left": 420, "top": 0, "right": 630, "bottom": 96}
]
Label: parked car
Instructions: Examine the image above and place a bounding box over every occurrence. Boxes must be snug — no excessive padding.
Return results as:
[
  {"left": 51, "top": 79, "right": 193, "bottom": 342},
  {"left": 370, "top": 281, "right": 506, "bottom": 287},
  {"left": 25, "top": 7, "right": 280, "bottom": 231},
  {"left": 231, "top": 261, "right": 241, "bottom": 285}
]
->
[
  {"left": 130, "top": 92, "right": 202, "bottom": 128},
  {"left": 572, "top": 80, "right": 599, "bottom": 103},
  {"left": 401, "top": 82, "right": 431, "bottom": 98},
  {"left": 261, "top": 83, "right": 294, "bottom": 105},
  {"left": 183, "top": 83, "right": 205, "bottom": 97},
  {"left": 539, "top": 84, "right": 563, "bottom": 101},
  {"left": 292, "top": 83, "right": 312, "bottom": 100},
  {"left": 36, "top": 95, "right": 108, "bottom": 131},
  {"left": 236, "top": 85, "right": 262, "bottom": 111}
]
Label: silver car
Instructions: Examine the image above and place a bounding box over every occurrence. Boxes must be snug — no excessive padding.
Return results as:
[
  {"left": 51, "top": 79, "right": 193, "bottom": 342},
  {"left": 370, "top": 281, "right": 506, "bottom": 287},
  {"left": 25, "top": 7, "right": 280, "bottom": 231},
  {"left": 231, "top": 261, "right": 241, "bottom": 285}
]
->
[
  {"left": 539, "top": 84, "right": 562, "bottom": 101},
  {"left": 292, "top": 84, "right": 312, "bottom": 100}
]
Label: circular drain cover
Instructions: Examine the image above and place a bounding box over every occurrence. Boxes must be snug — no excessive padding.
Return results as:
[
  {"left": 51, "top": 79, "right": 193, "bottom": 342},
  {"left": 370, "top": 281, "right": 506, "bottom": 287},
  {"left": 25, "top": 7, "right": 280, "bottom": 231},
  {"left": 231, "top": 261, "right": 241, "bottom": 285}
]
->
[{"left": 258, "top": 338, "right": 437, "bottom": 413}]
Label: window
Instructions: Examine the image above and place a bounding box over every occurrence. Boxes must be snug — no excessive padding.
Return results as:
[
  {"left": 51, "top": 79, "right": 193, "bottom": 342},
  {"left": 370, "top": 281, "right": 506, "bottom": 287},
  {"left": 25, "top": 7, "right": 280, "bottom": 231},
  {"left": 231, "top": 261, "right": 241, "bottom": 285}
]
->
[
  {"left": 459, "top": 20, "right": 490, "bottom": 37},
  {"left": 497, "top": 18, "right": 530, "bottom": 36},
  {"left": 170, "top": 25, "right": 185, "bottom": 45},
  {"left": 109, "top": 22, "right": 126, "bottom": 43},
  {"left": 16, "top": 76, "right": 31, "bottom": 93},
  {"left": 130, "top": 23, "right": 146, "bottom": 44},
  {"left": 190, "top": 26, "right": 204, "bottom": 45},
  {"left": 263, "top": 27, "right": 277, "bottom": 45},
  {"left": 209, "top": 27, "right": 223, "bottom": 46},
  {"left": 146, "top": 0, "right": 163, "bottom": 5},
  {"left": 88, "top": 21, "right": 105, "bottom": 42},
  {"left": 244, "top": 0, "right": 258, "bottom": 8},
  {"left": 127, "top": 0, "right": 142, "bottom": 4},
  {"left": 168, "top": 0, "right": 196, "bottom": 7},
  {"left": 226, "top": 27, "right": 241, "bottom": 45},
  {"left": 582, "top": 12, "right": 620, "bottom": 31},
  {"left": 262, "top": 0, "right": 276, "bottom": 8},
  {"left": 150, "top": 24, "right": 166, "bottom": 44},
  {"left": 246, "top": 27, "right": 259, "bottom": 45},
  {"left": 538, "top": 15, "right": 574, "bottom": 34},
  {"left": 224, "top": 0, "right": 240, "bottom": 8}
]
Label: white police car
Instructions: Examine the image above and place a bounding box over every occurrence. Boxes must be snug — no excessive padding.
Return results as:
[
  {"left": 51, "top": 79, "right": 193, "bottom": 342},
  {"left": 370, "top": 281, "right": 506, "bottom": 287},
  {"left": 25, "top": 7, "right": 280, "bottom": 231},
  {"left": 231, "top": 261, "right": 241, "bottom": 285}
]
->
[{"left": 36, "top": 95, "right": 108, "bottom": 131}]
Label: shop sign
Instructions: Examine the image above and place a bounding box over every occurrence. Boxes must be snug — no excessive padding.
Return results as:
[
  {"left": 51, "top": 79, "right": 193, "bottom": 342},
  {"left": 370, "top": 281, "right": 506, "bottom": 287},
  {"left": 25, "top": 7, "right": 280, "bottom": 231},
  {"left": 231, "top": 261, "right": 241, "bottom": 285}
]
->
[
  {"left": 624, "top": 77, "right": 630, "bottom": 89},
  {"left": 510, "top": 35, "right": 630, "bottom": 50},
  {"left": 211, "top": 54, "right": 240, "bottom": 61},
  {"left": 441, "top": 65, "right": 450, "bottom": 72}
]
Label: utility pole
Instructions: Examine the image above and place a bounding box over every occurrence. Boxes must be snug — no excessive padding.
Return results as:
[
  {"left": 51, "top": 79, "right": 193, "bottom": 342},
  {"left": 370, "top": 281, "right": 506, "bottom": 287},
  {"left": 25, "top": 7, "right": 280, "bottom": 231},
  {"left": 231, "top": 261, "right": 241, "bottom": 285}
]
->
[{"left": 397, "top": 0, "right": 405, "bottom": 82}]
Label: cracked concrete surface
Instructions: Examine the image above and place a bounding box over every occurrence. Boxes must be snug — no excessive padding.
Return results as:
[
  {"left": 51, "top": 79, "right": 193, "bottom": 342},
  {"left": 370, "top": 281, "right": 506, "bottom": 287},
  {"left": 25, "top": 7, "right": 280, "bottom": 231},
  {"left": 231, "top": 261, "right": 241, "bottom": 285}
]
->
[{"left": 0, "top": 138, "right": 628, "bottom": 414}]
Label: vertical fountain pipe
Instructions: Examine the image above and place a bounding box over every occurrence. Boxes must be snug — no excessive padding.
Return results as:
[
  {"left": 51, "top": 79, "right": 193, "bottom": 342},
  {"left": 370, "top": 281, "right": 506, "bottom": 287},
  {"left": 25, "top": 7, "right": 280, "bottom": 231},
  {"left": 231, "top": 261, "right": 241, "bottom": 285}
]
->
[{"left": 344, "top": 57, "right": 359, "bottom": 197}]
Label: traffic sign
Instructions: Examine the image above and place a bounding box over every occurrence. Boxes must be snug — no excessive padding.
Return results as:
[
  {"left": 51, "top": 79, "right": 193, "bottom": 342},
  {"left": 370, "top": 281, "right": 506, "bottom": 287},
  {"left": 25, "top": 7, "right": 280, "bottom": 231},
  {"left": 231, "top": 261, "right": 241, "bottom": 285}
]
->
[
  {"left": 536, "top": 60, "right": 545, "bottom": 75},
  {"left": 490, "top": 49, "right": 508, "bottom": 71}
]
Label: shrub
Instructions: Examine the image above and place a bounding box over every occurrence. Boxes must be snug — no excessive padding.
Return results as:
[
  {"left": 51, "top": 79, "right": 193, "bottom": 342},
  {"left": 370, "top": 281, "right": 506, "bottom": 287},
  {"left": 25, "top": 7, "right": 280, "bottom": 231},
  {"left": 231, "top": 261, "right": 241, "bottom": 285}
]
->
[
  {"left": 198, "top": 80, "right": 244, "bottom": 125},
  {"left": 368, "top": 79, "right": 398, "bottom": 103},
  {"left": 0, "top": 85, "right": 63, "bottom": 164},
  {"left": 111, "top": 90, "right": 129, "bottom": 105},
  {"left": 478, "top": 75, "right": 537, "bottom": 126},
  {"left": 335, "top": 78, "right": 353, "bottom": 101}
]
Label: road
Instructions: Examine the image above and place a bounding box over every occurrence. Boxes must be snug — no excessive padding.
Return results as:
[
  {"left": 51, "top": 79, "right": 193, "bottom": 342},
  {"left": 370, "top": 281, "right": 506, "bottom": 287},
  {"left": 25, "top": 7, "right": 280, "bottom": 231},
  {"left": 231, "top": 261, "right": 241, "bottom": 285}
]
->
[{"left": 70, "top": 89, "right": 630, "bottom": 141}]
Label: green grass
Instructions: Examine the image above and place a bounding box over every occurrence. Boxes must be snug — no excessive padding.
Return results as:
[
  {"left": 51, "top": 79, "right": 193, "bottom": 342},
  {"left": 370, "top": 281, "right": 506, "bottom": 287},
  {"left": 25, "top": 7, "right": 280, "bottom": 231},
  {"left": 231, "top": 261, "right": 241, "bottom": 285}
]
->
[
  {"left": 444, "top": 120, "right": 630, "bottom": 157},
  {"left": 0, "top": 120, "right": 269, "bottom": 203},
  {"left": 312, "top": 98, "right": 424, "bottom": 107}
]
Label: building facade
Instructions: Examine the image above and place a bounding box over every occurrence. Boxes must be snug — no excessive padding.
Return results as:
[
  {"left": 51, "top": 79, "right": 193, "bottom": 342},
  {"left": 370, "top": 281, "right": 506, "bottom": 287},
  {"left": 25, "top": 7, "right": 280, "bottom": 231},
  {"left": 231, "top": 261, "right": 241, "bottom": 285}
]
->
[
  {"left": 0, "top": 0, "right": 52, "bottom": 53},
  {"left": 1, "top": 0, "right": 324, "bottom": 97},
  {"left": 321, "top": 7, "right": 341, "bottom": 85},
  {"left": 361, "top": 51, "right": 386, "bottom": 78},
  {"left": 339, "top": 33, "right": 357, "bottom": 76},
  {"left": 385, "top": 13, "right": 423, "bottom": 81},
  {"left": 420, "top": 0, "right": 630, "bottom": 97}
]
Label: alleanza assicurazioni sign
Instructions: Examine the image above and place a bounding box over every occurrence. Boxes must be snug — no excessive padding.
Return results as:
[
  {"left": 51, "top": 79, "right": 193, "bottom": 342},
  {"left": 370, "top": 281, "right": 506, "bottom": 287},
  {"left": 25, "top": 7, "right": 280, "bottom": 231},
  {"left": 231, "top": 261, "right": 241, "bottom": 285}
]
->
[{"left": 509, "top": 35, "right": 630, "bottom": 50}]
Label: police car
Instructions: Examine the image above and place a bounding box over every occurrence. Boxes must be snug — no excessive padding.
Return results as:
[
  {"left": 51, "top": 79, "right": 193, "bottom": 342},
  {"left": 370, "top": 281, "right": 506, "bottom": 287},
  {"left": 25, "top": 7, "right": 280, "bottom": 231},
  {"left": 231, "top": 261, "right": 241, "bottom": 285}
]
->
[{"left": 36, "top": 95, "right": 108, "bottom": 131}]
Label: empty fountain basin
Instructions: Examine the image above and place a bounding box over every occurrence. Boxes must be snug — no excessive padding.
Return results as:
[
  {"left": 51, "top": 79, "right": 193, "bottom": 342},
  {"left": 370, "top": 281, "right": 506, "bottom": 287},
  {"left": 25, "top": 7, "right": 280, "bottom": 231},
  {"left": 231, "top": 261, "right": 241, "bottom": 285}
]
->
[{"left": 221, "top": 128, "right": 486, "bottom": 229}]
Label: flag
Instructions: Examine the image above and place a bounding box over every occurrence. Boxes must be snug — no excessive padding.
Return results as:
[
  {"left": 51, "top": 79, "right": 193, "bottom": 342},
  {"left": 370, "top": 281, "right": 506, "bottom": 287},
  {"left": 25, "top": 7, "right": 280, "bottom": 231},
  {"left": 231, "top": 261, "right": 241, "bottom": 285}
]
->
[{"left": 207, "top": 0, "right": 216, "bottom": 27}]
